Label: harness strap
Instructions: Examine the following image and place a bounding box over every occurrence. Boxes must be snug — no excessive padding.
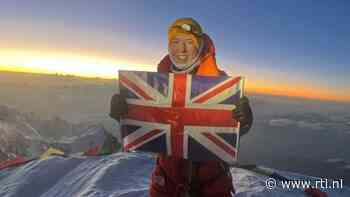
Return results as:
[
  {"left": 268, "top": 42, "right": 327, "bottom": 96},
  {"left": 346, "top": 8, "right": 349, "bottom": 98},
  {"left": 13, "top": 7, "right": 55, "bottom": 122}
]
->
[
  {"left": 155, "top": 157, "right": 190, "bottom": 197},
  {"left": 189, "top": 162, "right": 235, "bottom": 196},
  {"left": 188, "top": 162, "right": 200, "bottom": 197},
  {"left": 155, "top": 157, "right": 234, "bottom": 197}
]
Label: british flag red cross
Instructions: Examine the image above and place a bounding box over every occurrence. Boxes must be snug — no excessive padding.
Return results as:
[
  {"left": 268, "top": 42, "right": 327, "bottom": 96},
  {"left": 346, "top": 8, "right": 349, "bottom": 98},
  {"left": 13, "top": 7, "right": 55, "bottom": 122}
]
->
[{"left": 119, "top": 71, "right": 244, "bottom": 164}]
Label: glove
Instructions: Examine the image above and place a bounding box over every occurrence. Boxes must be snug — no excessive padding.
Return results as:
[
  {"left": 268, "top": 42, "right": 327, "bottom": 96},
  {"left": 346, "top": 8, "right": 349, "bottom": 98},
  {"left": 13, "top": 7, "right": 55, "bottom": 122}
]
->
[
  {"left": 109, "top": 94, "right": 128, "bottom": 121},
  {"left": 233, "top": 96, "right": 253, "bottom": 136}
]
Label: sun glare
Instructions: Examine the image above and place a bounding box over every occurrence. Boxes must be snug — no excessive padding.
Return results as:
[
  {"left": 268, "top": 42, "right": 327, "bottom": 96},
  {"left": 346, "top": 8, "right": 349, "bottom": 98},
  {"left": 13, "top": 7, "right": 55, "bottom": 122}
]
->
[
  {"left": 0, "top": 49, "right": 349, "bottom": 103},
  {"left": 0, "top": 50, "right": 156, "bottom": 79}
]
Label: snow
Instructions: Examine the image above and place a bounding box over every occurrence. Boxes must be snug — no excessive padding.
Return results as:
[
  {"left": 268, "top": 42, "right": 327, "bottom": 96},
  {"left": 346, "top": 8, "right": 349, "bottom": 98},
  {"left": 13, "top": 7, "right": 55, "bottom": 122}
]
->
[{"left": 0, "top": 152, "right": 349, "bottom": 197}]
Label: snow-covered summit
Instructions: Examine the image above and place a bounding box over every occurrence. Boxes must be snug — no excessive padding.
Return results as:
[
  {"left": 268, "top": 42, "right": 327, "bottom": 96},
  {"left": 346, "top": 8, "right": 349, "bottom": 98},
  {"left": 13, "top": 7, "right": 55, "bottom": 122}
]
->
[{"left": 0, "top": 152, "right": 349, "bottom": 197}]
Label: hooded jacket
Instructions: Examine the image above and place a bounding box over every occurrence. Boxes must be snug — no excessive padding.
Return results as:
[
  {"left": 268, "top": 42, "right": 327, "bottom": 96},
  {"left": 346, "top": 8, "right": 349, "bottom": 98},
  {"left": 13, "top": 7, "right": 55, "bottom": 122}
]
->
[
  {"left": 151, "top": 34, "right": 234, "bottom": 197},
  {"left": 158, "top": 34, "right": 225, "bottom": 76}
]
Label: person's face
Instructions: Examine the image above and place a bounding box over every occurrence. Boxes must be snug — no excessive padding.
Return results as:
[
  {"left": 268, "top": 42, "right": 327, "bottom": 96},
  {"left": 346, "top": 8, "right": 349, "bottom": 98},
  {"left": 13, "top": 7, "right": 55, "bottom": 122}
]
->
[{"left": 169, "top": 34, "right": 199, "bottom": 65}]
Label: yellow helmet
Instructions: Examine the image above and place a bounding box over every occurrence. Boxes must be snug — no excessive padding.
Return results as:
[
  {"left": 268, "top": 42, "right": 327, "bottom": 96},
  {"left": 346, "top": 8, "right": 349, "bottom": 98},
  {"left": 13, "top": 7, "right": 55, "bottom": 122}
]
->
[{"left": 168, "top": 17, "right": 203, "bottom": 48}]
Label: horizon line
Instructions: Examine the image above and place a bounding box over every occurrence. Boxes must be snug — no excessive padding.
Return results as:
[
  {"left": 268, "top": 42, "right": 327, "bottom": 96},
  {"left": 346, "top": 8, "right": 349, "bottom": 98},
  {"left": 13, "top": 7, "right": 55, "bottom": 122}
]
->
[{"left": 1, "top": 68, "right": 349, "bottom": 104}]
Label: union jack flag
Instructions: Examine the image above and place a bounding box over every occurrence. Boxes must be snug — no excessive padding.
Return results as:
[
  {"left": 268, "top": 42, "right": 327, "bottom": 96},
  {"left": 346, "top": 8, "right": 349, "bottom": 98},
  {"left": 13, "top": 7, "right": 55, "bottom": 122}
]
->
[{"left": 119, "top": 71, "right": 244, "bottom": 164}]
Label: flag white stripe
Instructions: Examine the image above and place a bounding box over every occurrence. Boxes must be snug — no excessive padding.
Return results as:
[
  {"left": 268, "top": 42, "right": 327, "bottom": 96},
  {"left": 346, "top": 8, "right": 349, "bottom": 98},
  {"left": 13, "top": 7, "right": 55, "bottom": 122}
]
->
[
  {"left": 122, "top": 119, "right": 170, "bottom": 147},
  {"left": 125, "top": 131, "right": 165, "bottom": 151},
  {"left": 191, "top": 77, "right": 240, "bottom": 103},
  {"left": 122, "top": 72, "right": 166, "bottom": 101},
  {"left": 185, "top": 125, "right": 238, "bottom": 163},
  {"left": 197, "top": 83, "right": 241, "bottom": 105},
  {"left": 188, "top": 131, "right": 236, "bottom": 163}
]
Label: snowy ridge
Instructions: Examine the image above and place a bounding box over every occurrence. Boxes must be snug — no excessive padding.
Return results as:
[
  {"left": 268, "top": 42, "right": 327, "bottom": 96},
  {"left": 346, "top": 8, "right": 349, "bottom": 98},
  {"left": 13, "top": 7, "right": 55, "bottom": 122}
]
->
[
  {"left": 0, "top": 152, "right": 349, "bottom": 197},
  {"left": 0, "top": 104, "right": 119, "bottom": 161}
]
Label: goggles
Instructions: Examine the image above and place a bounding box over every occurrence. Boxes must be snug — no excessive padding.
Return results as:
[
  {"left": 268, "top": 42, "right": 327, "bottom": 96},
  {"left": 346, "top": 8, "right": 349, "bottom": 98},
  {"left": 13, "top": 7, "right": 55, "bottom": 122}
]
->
[{"left": 172, "top": 23, "right": 203, "bottom": 37}]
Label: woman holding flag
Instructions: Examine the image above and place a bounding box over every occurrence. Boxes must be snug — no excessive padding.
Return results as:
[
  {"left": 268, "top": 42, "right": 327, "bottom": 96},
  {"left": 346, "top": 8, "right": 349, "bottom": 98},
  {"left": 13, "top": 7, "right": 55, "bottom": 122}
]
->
[{"left": 110, "top": 17, "right": 253, "bottom": 197}]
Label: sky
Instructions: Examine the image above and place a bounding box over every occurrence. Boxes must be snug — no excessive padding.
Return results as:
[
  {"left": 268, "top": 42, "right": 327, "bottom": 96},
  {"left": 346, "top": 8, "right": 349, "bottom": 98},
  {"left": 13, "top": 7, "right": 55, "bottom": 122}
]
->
[{"left": 0, "top": 0, "right": 349, "bottom": 102}]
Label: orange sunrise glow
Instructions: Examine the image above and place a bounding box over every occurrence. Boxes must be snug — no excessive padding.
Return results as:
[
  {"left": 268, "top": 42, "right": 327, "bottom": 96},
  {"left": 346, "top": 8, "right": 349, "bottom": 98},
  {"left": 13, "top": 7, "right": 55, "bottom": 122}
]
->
[
  {"left": 0, "top": 50, "right": 156, "bottom": 79},
  {"left": 0, "top": 49, "right": 349, "bottom": 103}
]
